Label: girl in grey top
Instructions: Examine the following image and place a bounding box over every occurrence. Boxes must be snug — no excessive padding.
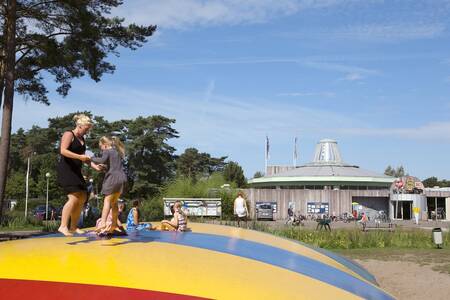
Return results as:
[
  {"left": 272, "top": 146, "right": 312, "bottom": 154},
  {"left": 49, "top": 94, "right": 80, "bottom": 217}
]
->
[{"left": 91, "top": 136, "right": 127, "bottom": 234}]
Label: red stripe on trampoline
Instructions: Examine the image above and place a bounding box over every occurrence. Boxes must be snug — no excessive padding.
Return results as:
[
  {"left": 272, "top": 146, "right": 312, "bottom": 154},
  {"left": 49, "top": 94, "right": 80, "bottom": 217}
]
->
[{"left": 0, "top": 278, "right": 209, "bottom": 300}]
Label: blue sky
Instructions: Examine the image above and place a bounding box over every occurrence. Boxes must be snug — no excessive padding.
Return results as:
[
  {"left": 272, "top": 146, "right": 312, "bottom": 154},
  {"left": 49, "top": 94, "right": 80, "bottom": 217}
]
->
[{"left": 14, "top": 0, "right": 450, "bottom": 179}]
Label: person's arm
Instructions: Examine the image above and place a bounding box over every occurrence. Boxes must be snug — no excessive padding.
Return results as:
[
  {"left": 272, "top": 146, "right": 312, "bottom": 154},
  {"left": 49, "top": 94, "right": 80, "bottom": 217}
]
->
[
  {"left": 91, "top": 150, "right": 109, "bottom": 165},
  {"left": 133, "top": 208, "right": 139, "bottom": 225},
  {"left": 90, "top": 162, "right": 104, "bottom": 171},
  {"left": 60, "top": 132, "right": 90, "bottom": 162},
  {"left": 233, "top": 199, "right": 237, "bottom": 215},
  {"left": 164, "top": 213, "right": 179, "bottom": 227}
]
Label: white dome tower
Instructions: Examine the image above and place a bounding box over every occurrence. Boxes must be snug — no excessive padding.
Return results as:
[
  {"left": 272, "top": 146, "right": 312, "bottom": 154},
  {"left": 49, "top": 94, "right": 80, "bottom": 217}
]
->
[{"left": 312, "top": 139, "right": 343, "bottom": 165}]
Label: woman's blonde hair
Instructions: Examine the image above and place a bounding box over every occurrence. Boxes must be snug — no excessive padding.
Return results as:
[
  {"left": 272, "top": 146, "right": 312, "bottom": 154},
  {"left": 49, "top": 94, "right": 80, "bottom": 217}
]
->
[
  {"left": 99, "top": 136, "right": 125, "bottom": 158},
  {"left": 73, "top": 114, "right": 92, "bottom": 127}
]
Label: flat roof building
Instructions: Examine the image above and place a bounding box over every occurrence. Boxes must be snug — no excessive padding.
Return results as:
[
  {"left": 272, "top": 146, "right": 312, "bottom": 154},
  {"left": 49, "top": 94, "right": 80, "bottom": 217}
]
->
[{"left": 245, "top": 139, "right": 450, "bottom": 221}]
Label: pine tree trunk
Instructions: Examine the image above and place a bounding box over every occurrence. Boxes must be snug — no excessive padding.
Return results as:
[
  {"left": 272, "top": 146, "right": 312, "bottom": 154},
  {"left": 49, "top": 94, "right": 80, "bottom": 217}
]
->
[{"left": 0, "top": 0, "right": 17, "bottom": 219}]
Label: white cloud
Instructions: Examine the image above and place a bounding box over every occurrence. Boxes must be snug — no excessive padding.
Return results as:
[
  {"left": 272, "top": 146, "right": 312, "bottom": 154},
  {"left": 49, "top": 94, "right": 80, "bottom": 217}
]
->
[
  {"left": 341, "top": 72, "right": 363, "bottom": 81},
  {"left": 131, "top": 56, "right": 379, "bottom": 82},
  {"left": 114, "top": 0, "right": 363, "bottom": 29},
  {"left": 335, "top": 122, "right": 450, "bottom": 141},
  {"left": 303, "top": 60, "right": 379, "bottom": 81},
  {"left": 13, "top": 82, "right": 356, "bottom": 148},
  {"left": 277, "top": 91, "right": 335, "bottom": 97},
  {"left": 333, "top": 23, "right": 446, "bottom": 41}
]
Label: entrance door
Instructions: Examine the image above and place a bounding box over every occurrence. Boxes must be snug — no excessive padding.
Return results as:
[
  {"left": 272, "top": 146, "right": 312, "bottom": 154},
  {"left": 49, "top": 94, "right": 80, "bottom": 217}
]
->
[
  {"left": 402, "top": 201, "right": 412, "bottom": 220},
  {"left": 393, "top": 201, "right": 412, "bottom": 220}
]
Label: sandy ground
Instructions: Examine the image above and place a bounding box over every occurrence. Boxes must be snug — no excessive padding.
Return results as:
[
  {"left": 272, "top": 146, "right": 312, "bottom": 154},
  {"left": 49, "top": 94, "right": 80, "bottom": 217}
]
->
[{"left": 355, "top": 259, "right": 450, "bottom": 300}]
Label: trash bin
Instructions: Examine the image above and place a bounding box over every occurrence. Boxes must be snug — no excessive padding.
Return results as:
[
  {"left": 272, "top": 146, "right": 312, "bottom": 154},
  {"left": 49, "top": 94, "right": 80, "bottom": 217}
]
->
[{"left": 432, "top": 227, "right": 443, "bottom": 248}]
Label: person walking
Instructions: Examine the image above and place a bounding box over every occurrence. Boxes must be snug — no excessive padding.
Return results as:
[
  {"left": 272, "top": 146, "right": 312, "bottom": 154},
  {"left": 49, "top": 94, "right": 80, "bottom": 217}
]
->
[
  {"left": 234, "top": 191, "right": 249, "bottom": 227},
  {"left": 56, "top": 114, "right": 102, "bottom": 236}
]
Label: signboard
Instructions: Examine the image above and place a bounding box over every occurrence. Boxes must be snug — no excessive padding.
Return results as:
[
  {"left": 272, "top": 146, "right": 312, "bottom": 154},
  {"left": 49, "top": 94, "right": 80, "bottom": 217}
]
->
[
  {"left": 307, "top": 202, "right": 329, "bottom": 214},
  {"left": 163, "top": 198, "right": 221, "bottom": 217},
  {"left": 405, "top": 177, "right": 415, "bottom": 192}
]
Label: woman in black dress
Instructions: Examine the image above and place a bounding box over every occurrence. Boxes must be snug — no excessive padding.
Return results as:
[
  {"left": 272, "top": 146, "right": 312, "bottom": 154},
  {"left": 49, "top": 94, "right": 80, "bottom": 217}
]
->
[{"left": 57, "top": 114, "right": 102, "bottom": 236}]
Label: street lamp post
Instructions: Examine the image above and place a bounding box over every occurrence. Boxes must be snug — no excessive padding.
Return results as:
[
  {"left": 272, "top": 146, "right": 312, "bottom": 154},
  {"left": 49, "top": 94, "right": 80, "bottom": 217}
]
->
[
  {"left": 89, "top": 178, "right": 98, "bottom": 207},
  {"left": 45, "top": 172, "right": 51, "bottom": 220},
  {"left": 24, "top": 152, "right": 36, "bottom": 218},
  {"left": 25, "top": 155, "right": 31, "bottom": 218}
]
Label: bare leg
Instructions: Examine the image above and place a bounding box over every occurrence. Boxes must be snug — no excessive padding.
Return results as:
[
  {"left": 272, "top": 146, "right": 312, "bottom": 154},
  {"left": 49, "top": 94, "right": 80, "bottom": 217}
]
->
[
  {"left": 97, "top": 194, "right": 113, "bottom": 232},
  {"left": 109, "top": 192, "right": 120, "bottom": 233},
  {"left": 69, "top": 192, "right": 86, "bottom": 233},
  {"left": 58, "top": 193, "right": 78, "bottom": 236}
]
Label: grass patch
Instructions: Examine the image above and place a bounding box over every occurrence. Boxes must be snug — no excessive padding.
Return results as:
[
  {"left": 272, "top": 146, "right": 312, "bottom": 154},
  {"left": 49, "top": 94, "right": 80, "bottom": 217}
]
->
[
  {"left": 235, "top": 225, "right": 450, "bottom": 250},
  {"left": 0, "top": 216, "right": 43, "bottom": 231},
  {"left": 0, "top": 212, "right": 60, "bottom": 233}
]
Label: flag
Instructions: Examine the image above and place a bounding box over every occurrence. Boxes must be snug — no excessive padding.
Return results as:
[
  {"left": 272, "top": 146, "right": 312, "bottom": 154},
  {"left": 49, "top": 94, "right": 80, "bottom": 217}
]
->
[
  {"left": 265, "top": 135, "right": 270, "bottom": 160},
  {"left": 293, "top": 136, "right": 298, "bottom": 166}
]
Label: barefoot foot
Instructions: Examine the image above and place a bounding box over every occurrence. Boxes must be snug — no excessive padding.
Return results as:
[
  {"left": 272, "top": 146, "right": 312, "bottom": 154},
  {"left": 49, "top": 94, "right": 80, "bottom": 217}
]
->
[
  {"left": 70, "top": 228, "right": 86, "bottom": 234},
  {"left": 58, "top": 227, "right": 73, "bottom": 236}
]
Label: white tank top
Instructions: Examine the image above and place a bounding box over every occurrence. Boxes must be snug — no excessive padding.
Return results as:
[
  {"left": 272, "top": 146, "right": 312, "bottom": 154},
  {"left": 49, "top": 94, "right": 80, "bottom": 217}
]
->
[{"left": 234, "top": 196, "right": 247, "bottom": 217}]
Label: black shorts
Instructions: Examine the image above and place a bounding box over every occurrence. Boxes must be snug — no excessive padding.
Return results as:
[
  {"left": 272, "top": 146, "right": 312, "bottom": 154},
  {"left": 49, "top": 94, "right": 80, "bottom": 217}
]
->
[{"left": 62, "top": 184, "right": 87, "bottom": 194}]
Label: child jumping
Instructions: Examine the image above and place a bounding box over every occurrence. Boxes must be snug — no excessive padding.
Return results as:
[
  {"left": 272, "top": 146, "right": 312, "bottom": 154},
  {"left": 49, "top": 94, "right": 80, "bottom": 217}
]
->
[{"left": 91, "top": 136, "right": 127, "bottom": 234}]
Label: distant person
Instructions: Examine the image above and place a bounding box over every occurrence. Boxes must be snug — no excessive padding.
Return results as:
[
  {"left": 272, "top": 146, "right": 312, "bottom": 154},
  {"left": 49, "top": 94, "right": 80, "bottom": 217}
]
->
[
  {"left": 160, "top": 201, "right": 188, "bottom": 232},
  {"left": 91, "top": 136, "right": 127, "bottom": 235},
  {"left": 359, "top": 212, "right": 368, "bottom": 230},
  {"left": 126, "top": 200, "right": 151, "bottom": 231},
  {"left": 50, "top": 208, "right": 56, "bottom": 221},
  {"left": 118, "top": 199, "right": 127, "bottom": 224},
  {"left": 234, "top": 191, "right": 249, "bottom": 227},
  {"left": 56, "top": 114, "right": 103, "bottom": 236},
  {"left": 286, "top": 206, "right": 294, "bottom": 224}
]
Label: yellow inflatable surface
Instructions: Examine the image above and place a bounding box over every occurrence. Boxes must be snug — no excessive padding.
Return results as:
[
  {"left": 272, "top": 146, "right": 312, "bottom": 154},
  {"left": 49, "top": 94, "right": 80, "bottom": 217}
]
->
[{"left": 0, "top": 223, "right": 393, "bottom": 299}]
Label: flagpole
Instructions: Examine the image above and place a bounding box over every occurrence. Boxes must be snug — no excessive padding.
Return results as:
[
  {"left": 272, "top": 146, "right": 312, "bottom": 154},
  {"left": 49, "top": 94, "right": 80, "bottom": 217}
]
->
[
  {"left": 264, "top": 134, "right": 269, "bottom": 175},
  {"left": 265, "top": 135, "right": 269, "bottom": 174},
  {"left": 293, "top": 137, "right": 297, "bottom": 167}
]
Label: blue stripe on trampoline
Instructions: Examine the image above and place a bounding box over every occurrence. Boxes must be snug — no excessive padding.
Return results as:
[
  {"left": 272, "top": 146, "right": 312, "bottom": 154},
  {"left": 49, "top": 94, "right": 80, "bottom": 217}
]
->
[
  {"left": 115, "top": 230, "right": 393, "bottom": 300},
  {"left": 310, "top": 246, "right": 377, "bottom": 284},
  {"left": 255, "top": 231, "right": 378, "bottom": 285}
]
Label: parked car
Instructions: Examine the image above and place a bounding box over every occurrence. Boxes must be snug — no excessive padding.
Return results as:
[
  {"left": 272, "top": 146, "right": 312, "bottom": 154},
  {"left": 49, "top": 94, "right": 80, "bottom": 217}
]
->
[
  {"left": 256, "top": 203, "right": 274, "bottom": 220},
  {"left": 32, "top": 205, "right": 56, "bottom": 220}
]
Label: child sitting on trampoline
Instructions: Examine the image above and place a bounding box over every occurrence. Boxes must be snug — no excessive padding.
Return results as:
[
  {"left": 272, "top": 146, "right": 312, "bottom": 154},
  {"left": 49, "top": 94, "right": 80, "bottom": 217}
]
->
[
  {"left": 160, "top": 201, "right": 187, "bottom": 231},
  {"left": 126, "top": 200, "right": 152, "bottom": 231}
]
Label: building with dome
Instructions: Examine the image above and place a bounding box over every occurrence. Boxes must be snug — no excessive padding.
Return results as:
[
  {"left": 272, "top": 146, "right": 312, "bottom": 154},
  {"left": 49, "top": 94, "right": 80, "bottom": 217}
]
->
[{"left": 246, "top": 139, "right": 450, "bottom": 221}]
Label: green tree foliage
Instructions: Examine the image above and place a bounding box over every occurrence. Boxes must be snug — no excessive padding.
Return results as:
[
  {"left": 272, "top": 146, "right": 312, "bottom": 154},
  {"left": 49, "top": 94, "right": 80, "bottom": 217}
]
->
[
  {"left": 384, "top": 165, "right": 406, "bottom": 177},
  {"left": 4, "top": 112, "right": 179, "bottom": 207},
  {"left": 422, "top": 176, "right": 450, "bottom": 188},
  {"left": 2, "top": 1, "right": 156, "bottom": 105},
  {"left": 223, "top": 161, "right": 247, "bottom": 188},
  {"left": 253, "top": 171, "right": 264, "bottom": 178},
  {"left": 176, "top": 148, "right": 227, "bottom": 180},
  {"left": 119, "top": 116, "right": 179, "bottom": 198}
]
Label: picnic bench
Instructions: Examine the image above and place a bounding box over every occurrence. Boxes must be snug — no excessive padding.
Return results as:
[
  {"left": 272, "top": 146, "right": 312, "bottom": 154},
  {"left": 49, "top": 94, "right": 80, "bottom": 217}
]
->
[
  {"left": 316, "top": 218, "right": 331, "bottom": 231},
  {"left": 361, "top": 220, "right": 395, "bottom": 232}
]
